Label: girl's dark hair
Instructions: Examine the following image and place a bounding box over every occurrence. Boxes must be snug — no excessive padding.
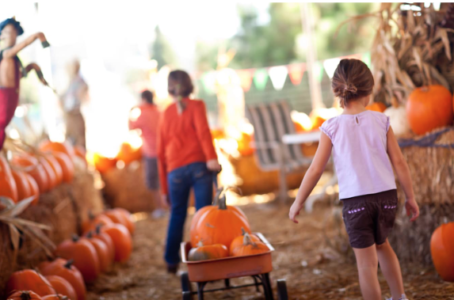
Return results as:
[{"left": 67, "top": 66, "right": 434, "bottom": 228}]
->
[
  {"left": 168, "top": 70, "right": 194, "bottom": 98},
  {"left": 141, "top": 90, "right": 154, "bottom": 104},
  {"left": 332, "top": 59, "right": 374, "bottom": 106}
]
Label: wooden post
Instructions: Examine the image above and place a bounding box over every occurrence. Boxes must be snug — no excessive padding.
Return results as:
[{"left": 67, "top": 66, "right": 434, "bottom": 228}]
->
[{"left": 300, "top": 3, "right": 324, "bottom": 110}]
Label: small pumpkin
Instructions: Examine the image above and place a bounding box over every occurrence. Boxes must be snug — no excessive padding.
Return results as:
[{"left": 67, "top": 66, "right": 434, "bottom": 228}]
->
[
  {"left": 6, "top": 270, "right": 54, "bottom": 296},
  {"left": 85, "top": 231, "right": 112, "bottom": 272},
  {"left": 104, "top": 208, "right": 135, "bottom": 234},
  {"left": 52, "top": 152, "right": 74, "bottom": 183},
  {"left": 8, "top": 291, "right": 42, "bottom": 300},
  {"left": 43, "top": 154, "right": 64, "bottom": 186},
  {"left": 188, "top": 241, "right": 228, "bottom": 261},
  {"left": 11, "top": 170, "right": 32, "bottom": 201},
  {"left": 38, "top": 259, "right": 86, "bottom": 300},
  {"left": 190, "top": 192, "right": 251, "bottom": 248},
  {"left": 0, "top": 156, "right": 18, "bottom": 202},
  {"left": 11, "top": 154, "right": 48, "bottom": 193},
  {"left": 81, "top": 212, "right": 114, "bottom": 234},
  {"left": 406, "top": 85, "right": 453, "bottom": 135},
  {"left": 116, "top": 142, "right": 141, "bottom": 165},
  {"left": 23, "top": 173, "right": 39, "bottom": 205},
  {"left": 55, "top": 235, "right": 100, "bottom": 283},
  {"left": 430, "top": 222, "right": 454, "bottom": 282},
  {"left": 236, "top": 132, "right": 254, "bottom": 156},
  {"left": 38, "top": 156, "right": 58, "bottom": 191},
  {"left": 230, "top": 232, "right": 269, "bottom": 257},
  {"left": 88, "top": 225, "right": 115, "bottom": 263},
  {"left": 366, "top": 102, "right": 387, "bottom": 113},
  {"left": 92, "top": 153, "right": 117, "bottom": 173},
  {"left": 101, "top": 223, "right": 132, "bottom": 263},
  {"left": 229, "top": 228, "right": 261, "bottom": 252},
  {"left": 45, "top": 275, "right": 77, "bottom": 300},
  {"left": 39, "top": 141, "right": 75, "bottom": 158}
]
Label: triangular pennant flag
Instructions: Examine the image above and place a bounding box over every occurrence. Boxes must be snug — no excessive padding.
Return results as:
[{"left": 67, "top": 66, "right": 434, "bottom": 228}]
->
[
  {"left": 362, "top": 52, "right": 372, "bottom": 69},
  {"left": 268, "top": 66, "right": 288, "bottom": 90},
  {"left": 253, "top": 69, "right": 268, "bottom": 91},
  {"left": 236, "top": 69, "right": 253, "bottom": 92},
  {"left": 201, "top": 71, "right": 217, "bottom": 94},
  {"left": 288, "top": 63, "right": 305, "bottom": 85},
  {"left": 314, "top": 61, "right": 324, "bottom": 83},
  {"left": 323, "top": 58, "right": 341, "bottom": 79}
]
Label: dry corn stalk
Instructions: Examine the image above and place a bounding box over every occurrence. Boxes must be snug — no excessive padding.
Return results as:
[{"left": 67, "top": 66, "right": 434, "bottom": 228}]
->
[{"left": 337, "top": 3, "right": 454, "bottom": 105}]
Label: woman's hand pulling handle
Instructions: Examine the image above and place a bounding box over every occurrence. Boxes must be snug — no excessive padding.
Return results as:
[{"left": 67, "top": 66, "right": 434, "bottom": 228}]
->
[{"left": 206, "top": 159, "right": 221, "bottom": 172}]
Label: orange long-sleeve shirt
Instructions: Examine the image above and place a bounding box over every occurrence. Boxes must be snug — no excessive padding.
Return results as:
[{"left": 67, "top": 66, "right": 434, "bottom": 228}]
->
[
  {"left": 157, "top": 98, "right": 217, "bottom": 195},
  {"left": 128, "top": 103, "right": 160, "bottom": 157}
]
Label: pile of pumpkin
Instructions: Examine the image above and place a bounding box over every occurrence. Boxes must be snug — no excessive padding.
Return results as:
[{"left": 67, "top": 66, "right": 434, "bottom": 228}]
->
[
  {"left": 367, "top": 85, "right": 454, "bottom": 136},
  {"left": 431, "top": 221, "right": 454, "bottom": 282},
  {"left": 187, "top": 190, "right": 269, "bottom": 261},
  {"left": 88, "top": 141, "right": 142, "bottom": 174},
  {"left": 0, "top": 141, "right": 86, "bottom": 205},
  {"left": 4, "top": 208, "right": 134, "bottom": 300}
]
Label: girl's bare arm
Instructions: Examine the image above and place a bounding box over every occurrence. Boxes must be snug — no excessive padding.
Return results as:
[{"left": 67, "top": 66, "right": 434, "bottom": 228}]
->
[
  {"left": 2, "top": 32, "right": 46, "bottom": 58},
  {"left": 289, "top": 132, "right": 332, "bottom": 223},
  {"left": 386, "top": 126, "right": 419, "bottom": 221}
]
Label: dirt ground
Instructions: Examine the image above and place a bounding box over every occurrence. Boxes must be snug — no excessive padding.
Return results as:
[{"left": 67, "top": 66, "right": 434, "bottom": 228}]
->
[{"left": 87, "top": 202, "right": 454, "bottom": 300}]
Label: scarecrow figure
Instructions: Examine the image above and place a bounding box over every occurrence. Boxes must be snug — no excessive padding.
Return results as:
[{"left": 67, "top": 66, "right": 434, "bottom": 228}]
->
[{"left": 0, "top": 17, "right": 50, "bottom": 148}]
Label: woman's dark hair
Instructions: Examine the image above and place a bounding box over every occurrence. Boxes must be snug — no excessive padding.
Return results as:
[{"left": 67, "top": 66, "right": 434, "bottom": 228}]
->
[
  {"left": 168, "top": 70, "right": 194, "bottom": 98},
  {"left": 332, "top": 59, "right": 374, "bottom": 106},
  {"left": 141, "top": 90, "right": 154, "bottom": 104}
]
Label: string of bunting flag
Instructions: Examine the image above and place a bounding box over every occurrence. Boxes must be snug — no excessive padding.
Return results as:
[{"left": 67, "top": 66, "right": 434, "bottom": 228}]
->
[{"left": 195, "top": 52, "right": 371, "bottom": 94}]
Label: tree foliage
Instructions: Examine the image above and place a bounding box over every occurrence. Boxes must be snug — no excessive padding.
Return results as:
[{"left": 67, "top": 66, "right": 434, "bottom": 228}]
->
[{"left": 149, "top": 26, "right": 176, "bottom": 69}]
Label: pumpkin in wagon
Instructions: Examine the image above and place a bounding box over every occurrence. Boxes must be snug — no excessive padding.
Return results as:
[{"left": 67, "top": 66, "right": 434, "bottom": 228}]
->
[
  {"left": 230, "top": 232, "right": 269, "bottom": 257},
  {"left": 188, "top": 242, "right": 228, "bottom": 261}
]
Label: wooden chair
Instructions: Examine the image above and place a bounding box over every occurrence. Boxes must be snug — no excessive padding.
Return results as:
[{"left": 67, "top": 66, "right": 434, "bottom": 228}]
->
[{"left": 246, "top": 100, "right": 317, "bottom": 202}]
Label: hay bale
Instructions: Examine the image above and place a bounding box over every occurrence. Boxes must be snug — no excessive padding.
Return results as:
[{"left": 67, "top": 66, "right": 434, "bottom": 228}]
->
[
  {"left": 222, "top": 153, "right": 306, "bottom": 196},
  {"left": 102, "top": 161, "right": 156, "bottom": 213},
  {"left": 0, "top": 224, "right": 15, "bottom": 299}
]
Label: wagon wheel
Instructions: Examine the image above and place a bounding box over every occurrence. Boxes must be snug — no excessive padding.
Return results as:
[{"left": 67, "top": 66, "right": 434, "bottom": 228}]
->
[
  {"left": 181, "top": 272, "right": 193, "bottom": 300},
  {"left": 262, "top": 273, "right": 274, "bottom": 300},
  {"left": 277, "top": 279, "right": 288, "bottom": 300}
]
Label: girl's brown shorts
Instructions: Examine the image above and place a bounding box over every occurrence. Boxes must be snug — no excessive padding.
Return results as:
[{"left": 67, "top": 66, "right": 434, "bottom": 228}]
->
[{"left": 342, "top": 189, "right": 398, "bottom": 249}]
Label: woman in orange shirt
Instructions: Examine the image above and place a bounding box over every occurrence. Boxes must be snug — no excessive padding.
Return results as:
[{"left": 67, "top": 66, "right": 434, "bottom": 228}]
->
[{"left": 157, "top": 70, "right": 221, "bottom": 273}]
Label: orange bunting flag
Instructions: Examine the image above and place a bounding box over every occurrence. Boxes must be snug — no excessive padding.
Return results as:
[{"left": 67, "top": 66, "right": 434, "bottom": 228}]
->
[
  {"left": 236, "top": 69, "right": 254, "bottom": 92},
  {"left": 288, "top": 63, "right": 306, "bottom": 86}
]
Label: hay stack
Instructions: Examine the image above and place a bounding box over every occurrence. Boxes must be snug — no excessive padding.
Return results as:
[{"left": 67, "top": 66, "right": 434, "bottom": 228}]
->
[
  {"left": 0, "top": 224, "right": 15, "bottom": 299},
  {"left": 389, "top": 128, "right": 454, "bottom": 265},
  {"left": 102, "top": 161, "right": 156, "bottom": 213}
]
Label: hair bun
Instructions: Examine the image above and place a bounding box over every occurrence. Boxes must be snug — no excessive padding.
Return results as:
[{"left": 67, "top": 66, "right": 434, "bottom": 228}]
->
[{"left": 341, "top": 83, "right": 358, "bottom": 98}]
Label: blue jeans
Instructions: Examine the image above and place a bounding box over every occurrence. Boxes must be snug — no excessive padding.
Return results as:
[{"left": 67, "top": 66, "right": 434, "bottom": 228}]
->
[{"left": 164, "top": 162, "right": 213, "bottom": 265}]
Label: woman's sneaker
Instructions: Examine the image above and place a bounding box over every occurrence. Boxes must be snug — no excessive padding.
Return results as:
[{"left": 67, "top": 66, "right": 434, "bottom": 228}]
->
[
  {"left": 151, "top": 208, "right": 167, "bottom": 219},
  {"left": 386, "top": 295, "right": 408, "bottom": 300}
]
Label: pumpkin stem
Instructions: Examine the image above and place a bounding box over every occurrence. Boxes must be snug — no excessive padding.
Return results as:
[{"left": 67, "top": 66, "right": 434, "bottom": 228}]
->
[
  {"left": 95, "top": 224, "right": 102, "bottom": 234},
  {"left": 218, "top": 195, "right": 227, "bottom": 210},
  {"left": 86, "top": 231, "right": 93, "bottom": 238},
  {"left": 64, "top": 259, "right": 74, "bottom": 269},
  {"left": 213, "top": 187, "right": 224, "bottom": 205},
  {"left": 88, "top": 210, "right": 95, "bottom": 221},
  {"left": 71, "top": 234, "right": 80, "bottom": 242},
  {"left": 243, "top": 232, "right": 257, "bottom": 247},
  {"left": 197, "top": 240, "right": 204, "bottom": 248},
  {"left": 241, "top": 228, "right": 246, "bottom": 236},
  {"left": 20, "top": 291, "right": 32, "bottom": 300}
]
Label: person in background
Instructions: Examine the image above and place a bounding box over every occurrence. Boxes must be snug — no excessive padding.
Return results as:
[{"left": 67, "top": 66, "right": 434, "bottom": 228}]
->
[
  {"left": 289, "top": 59, "right": 419, "bottom": 300},
  {"left": 157, "top": 70, "right": 221, "bottom": 274},
  {"left": 129, "top": 90, "right": 167, "bottom": 218},
  {"left": 60, "top": 59, "right": 88, "bottom": 149}
]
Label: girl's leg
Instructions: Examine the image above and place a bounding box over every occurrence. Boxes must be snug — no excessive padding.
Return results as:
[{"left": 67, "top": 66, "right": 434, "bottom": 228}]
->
[
  {"left": 353, "top": 245, "right": 381, "bottom": 300},
  {"left": 376, "top": 239, "right": 405, "bottom": 300},
  {"left": 164, "top": 167, "right": 191, "bottom": 267},
  {"left": 190, "top": 163, "right": 213, "bottom": 211}
]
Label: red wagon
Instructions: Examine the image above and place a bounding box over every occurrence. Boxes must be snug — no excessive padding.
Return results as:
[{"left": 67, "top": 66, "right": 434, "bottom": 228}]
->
[{"left": 180, "top": 233, "right": 288, "bottom": 300}]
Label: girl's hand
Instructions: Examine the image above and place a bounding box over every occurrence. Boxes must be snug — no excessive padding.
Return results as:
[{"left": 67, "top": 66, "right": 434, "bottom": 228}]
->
[
  {"left": 207, "top": 159, "right": 221, "bottom": 172},
  {"left": 289, "top": 201, "right": 303, "bottom": 224},
  {"left": 405, "top": 198, "right": 419, "bottom": 222},
  {"left": 36, "top": 32, "right": 46, "bottom": 42}
]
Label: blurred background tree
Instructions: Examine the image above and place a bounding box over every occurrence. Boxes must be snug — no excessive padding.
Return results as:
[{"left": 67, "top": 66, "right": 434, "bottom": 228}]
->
[{"left": 149, "top": 26, "right": 176, "bottom": 69}]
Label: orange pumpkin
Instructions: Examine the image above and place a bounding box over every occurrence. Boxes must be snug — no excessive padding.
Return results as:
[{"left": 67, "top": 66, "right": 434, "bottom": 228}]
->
[
  {"left": 6, "top": 270, "right": 54, "bottom": 296},
  {"left": 39, "top": 141, "right": 75, "bottom": 158},
  {"left": 116, "top": 142, "right": 141, "bottom": 165},
  {"left": 188, "top": 242, "right": 228, "bottom": 261},
  {"left": 104, "top": 208, "right": 135, "bottom": 235},
  {"left": 101, "top": 223, "right": 132, "bottom": 263},
  {"left": 0, "top": 155, "right": 18, "bottom": 202},
  {"left": 229, "top": 228, "right": 261, "bottom": 252},
  {"left": 190, "top": 195, "right": 251, "bottom": 248},
  {"left": 407, "top": 85, "right": 453, "bottom": 135},
  {"left": 43, "top": 154, "right": 64, "bottom": 185},
  {"left": 88, "top": 225, "right": 115, "bottom": 264},
  {"left": 38, "top": 156, "right": 58, "bottom": 191},
  {"left": 366, "top": 102, "right": 387, "bottom": 113},
  {"left": 81, "top": 213, "right": 114, "bottom": 234},
  {"left": 55, "top": 236, "right": 100, "bottom": 283},
  {"left": 8, "top": 291, "right": 42, "bottom": 300},
  {"left": 11, "top": 154, "right": 48, "bottom": 193},
  {"left": 39, "top": 259, "right": 86, "bottom": 300},
  {"left": 45, "top": 275, "right": 78, "bottom": 300},
  {"left": 23, "top": 173, "right": 40, "bottom": 205},
  {"left": 52, "top": 152, "right": 74, "bottom": 183},
  {"left": 431, "top": 222, "right": 454, "bottom": 282},
  {"left": 236, "top": 132, "right": 254, "bottom": 156},
  {"left": 210, "top": 128, "right": 225, "bottom": 141},
  {"left": 230, "top": 232, "right": 269, "bottom": 257},
  {"left": 85, "top": 231, "right": 112, "bottom": 272},
  {"left": 11, "top": 170, "right": 32, "bottom": 201}
]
